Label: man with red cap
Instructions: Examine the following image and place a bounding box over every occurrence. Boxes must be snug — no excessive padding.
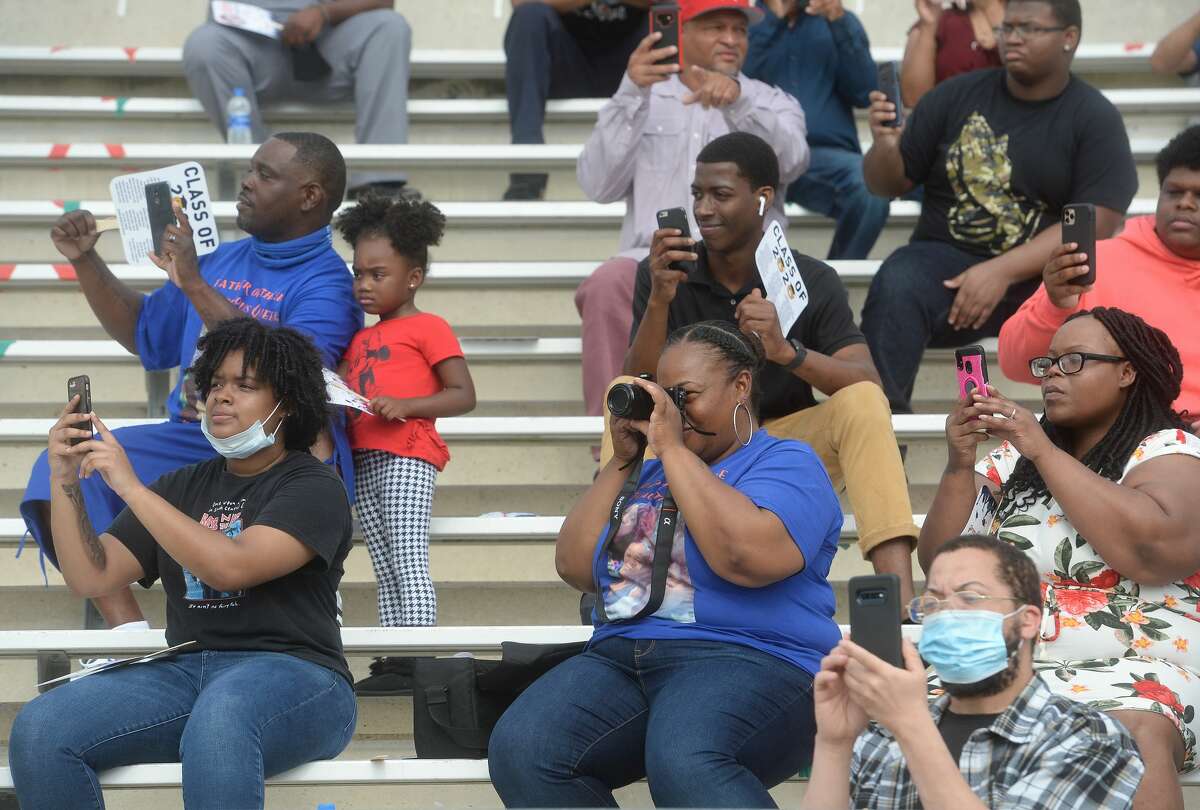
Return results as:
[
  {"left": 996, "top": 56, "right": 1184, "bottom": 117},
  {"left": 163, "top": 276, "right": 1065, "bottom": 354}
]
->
[{"left": 574, "top": 0, "right": 808, "bottom": 449}]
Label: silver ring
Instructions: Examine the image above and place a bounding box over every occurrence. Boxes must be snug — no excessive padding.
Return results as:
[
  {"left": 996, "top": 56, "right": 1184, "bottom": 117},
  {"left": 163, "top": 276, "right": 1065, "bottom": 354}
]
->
[
  {"left": 1010, "top": 408, "right": 1017, "bottom": 419},
  {"left": 168, "top": 234, "right": 177, "bottom": 243}
]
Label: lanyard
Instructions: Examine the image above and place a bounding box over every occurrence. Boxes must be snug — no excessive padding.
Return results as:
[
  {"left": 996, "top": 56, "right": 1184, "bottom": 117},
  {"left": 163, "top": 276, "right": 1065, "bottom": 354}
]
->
[{"left": 595, "top": 451, "right": 680, "bottom": 625}]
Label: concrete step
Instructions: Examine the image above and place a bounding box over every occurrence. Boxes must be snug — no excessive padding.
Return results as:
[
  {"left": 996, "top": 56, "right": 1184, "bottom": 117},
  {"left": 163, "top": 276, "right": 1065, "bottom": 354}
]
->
[{"left": 0, "top": 199, "right": 1158, "bottom": 263}]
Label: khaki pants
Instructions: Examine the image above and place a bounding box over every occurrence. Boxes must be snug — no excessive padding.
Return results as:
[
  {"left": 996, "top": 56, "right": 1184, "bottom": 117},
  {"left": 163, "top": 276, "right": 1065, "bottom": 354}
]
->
[{"left": 600, "top": 379, "right": 918, "bottom": 559}]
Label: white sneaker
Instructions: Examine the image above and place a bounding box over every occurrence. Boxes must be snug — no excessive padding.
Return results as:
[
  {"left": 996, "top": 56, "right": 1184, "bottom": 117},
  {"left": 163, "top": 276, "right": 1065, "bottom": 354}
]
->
[{"left": 73, "top": 620, "right": 150, "bottom": 679}]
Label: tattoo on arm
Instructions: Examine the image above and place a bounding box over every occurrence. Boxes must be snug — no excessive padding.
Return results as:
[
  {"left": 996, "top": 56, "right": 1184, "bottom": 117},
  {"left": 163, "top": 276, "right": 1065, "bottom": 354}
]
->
[{"left": 62, "top": 482, "right": 107, "bottom": 569}]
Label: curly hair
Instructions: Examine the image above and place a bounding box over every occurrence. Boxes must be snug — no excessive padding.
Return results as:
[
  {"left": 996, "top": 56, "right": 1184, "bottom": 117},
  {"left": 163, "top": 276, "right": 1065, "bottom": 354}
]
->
[
  {"left": 998, "top": 307, "right": 1188, "bottom": 517},
  {"left": 931, "top": 534, "right": 1042, "bottom": 610},
  {"left": 1155, "top": 125, "right": 1200, "bottom": 185},
  {"left": 333, "top": 191, "right": 447, "bottom": 270},
  {"left": 666, "top": 319, "right": 766, "bottom": 414},
  {"left": 187, "top": 318, "right": 329, "bottom": 451}
]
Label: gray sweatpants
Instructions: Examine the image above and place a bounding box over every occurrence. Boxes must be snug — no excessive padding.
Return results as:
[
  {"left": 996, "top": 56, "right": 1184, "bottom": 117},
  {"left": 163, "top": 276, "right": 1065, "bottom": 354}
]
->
[{"left": 182, "top": 2, "right": 411, "bottom": 189}]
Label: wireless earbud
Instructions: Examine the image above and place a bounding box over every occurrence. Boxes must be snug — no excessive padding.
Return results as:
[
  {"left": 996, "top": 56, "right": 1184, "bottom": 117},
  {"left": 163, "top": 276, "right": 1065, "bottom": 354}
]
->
[{"left": 757, "top": 195, "right": 766, "bottom": 216}]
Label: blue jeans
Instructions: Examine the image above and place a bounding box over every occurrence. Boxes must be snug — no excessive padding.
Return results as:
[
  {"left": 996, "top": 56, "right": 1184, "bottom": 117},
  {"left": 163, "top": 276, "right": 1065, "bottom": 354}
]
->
[
  {"left": 488, "top": 637, "right": 816, "bottom": 808},
  {"left": 787, "top": 145, "right": 890, "bottom": 260},
  {"left": 8, "top": 650, "right": 357, "bottom": 810},
  {"left": 860, "top": 239, "right": 1040, "bottom": 412}
]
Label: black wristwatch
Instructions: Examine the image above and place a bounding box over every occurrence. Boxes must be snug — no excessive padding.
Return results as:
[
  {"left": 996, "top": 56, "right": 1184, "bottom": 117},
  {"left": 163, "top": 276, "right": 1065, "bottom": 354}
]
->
[{"left": 782, "top": 338, "right": 807, "bottom": 372}]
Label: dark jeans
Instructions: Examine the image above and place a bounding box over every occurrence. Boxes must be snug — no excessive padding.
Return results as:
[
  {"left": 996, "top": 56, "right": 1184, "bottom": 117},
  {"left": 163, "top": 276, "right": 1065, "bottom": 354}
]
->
[
  {"left": 787, "top": 145, "right": 890, "bottom": 260},
  {"left": 9, "top": 650, "right": 356, "bottom": 810},
  {"left": 504, "top": 3, "right": 644, "bottom": 144},
  {"left": 488, "top": 636, "right": 816, "bottom": 808},
  {"left": 860, "top": 239, "right": 1039, "bottom": 412}
]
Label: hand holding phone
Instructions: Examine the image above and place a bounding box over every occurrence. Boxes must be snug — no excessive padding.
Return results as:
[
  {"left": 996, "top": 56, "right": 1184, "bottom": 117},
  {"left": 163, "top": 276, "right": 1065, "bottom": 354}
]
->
[
  {"left": 655, "top": 207, "right": 696, "bottom": 275},
  {"left": 955, "top": 345, "right": 989, "bottom": 401},
  {"left": 66, "top": 375, "right": 93, "bottom": 447},
  {"left": 650, "top": 3, "right": 682, "bottom": 67},
  {"left": 849, "top": 574, "right": 903, "bottom": 668},
  {"left": 875, "top": 61, "right": 905, "bottom": 129},
  {"left": 1061, "top": 203, "right": 1096, "bottom": 287}
]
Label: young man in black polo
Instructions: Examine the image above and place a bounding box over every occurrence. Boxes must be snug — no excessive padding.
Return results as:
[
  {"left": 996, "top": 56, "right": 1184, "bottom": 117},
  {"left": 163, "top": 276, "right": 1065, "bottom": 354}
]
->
[{"left": 619, "top": 131, "right": 918, "bottom": 603}]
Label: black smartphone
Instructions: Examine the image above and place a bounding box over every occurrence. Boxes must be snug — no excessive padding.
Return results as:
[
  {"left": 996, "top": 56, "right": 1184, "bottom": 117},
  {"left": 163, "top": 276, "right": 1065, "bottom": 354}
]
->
[
  {"left": 876, "top": 61, "right": 905, "bottom": 128},
  {"left": 656, "top": 207, "right": 695, "bottom": 275},
  {"left": 145, "top": 181, "right": 176, "bottom": 256},
  {"left": 66, "top": 375, "right": 93, "bottom": 447},
  {"left": 1062, "top": 203, "right": 1097, "bottom": 287},
  {"left": 849, "top": 574, "right": 903, "bottom": 668},
  {"left": 955, "top": 344, "right": 990, "bottom": 400},
  {"left": 650, "top": 3, "right": 681, "bottom": 67}
]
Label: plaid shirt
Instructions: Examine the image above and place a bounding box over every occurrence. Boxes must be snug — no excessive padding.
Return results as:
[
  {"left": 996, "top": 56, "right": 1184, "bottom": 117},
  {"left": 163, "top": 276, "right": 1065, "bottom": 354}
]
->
[{"left": 849, "top": 676, "right": 1144, "bottom": 809}]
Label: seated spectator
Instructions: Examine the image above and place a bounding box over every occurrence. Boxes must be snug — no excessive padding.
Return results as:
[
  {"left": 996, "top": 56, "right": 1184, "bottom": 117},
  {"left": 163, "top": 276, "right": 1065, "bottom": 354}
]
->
[
  {"left": 183, "top": 1, "right": 413, "bottom": 198},
  {"left": 901, "top": 0, "right": 1006, "bottom": 109},
  {"left": 921, "top": 307, "right": 1200, "bottom": 808},
  {"left": 860, "top": 0, "right": 1137, "bottom": 413},
  {"left": 998, "top": 127, "right": 1200, "bottom": 431},
  {"left": 1151, "top": 9, "right": 1200, "bottom": 78},
  {"left": 575, "top": 0, "right": 808, "bottom": 428},
  {"left": 20, "top": 133, "right": 360, "bottom": 644},
  {"left": 9, "top": 319, "right": 356, "bottom": 810},
  {"left": 332, "top": 194, "right": 477, "bottom": 695},
  {"left": 744, "top": 0, "right": 889, "bottom": 260},
  {"left": 800, "top": 533, "right": 1144, "bottom": 809},
  {"left": 489, "top": 320, "right": 842, "bottom": 807},
  {"left": 623, "top": 131, "right": 920, "bottom": 604},
  {"left": 503, "top": 0, "right": 649, "bottom": 200}
]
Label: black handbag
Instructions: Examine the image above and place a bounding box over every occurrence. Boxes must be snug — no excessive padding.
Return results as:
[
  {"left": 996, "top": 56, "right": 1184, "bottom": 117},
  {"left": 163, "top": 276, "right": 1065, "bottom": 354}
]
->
[{"left": 412, "top": 640, "right": 585, "bottom": 758}]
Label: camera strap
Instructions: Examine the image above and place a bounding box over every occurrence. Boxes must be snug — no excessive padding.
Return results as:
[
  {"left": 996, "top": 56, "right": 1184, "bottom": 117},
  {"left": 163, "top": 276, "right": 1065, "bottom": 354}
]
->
[{"left": 594, "top": 445, "right": 679, "bottom": 625}]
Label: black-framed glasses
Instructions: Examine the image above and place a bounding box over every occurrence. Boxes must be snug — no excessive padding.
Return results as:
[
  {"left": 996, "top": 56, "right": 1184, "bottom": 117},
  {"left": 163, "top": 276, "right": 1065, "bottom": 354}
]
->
[
  {"left": 907, "top": 591, "right": 1024, "bottom": 624},
  {"left": 1029, "top": 352, "right": 1126, "bottom": 378},
  {"left": 993, "top": 23, "right": 1068, "bottom": 40}
]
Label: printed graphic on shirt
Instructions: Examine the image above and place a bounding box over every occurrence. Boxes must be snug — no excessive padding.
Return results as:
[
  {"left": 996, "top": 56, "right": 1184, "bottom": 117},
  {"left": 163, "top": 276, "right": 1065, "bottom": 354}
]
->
[
  {"left": 182, "top": 497, "right": 246, "bottom": 607},
  {"left": 945, "top": 112, "right": 1046, "bottom": 255},
  {"left": 578, "top": 1, "right": 633, "bottom": 21},
  {"left": 343, "top": 329, "right": 390, "bottom": 428},
  {"left": 602, "top": 479, "right": 694, "bottom": 622}
]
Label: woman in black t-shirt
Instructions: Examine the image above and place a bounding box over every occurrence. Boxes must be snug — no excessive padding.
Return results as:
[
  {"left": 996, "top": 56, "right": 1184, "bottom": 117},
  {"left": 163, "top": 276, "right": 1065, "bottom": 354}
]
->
[{"left": 9, "top": 319, "right": 356, "bottom": 810}]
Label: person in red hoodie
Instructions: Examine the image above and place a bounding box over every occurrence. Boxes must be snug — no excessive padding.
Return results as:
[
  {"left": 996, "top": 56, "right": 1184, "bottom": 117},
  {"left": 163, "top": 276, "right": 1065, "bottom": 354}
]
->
[{"left": 999, "top": 126, "right": 1200, "bottom": 429}]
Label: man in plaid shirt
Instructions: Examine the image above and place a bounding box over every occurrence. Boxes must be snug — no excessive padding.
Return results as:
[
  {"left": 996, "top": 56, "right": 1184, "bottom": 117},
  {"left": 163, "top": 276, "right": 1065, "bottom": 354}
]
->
[{"left": 801, "top": 534, "right": 1144, "bottom": 809}]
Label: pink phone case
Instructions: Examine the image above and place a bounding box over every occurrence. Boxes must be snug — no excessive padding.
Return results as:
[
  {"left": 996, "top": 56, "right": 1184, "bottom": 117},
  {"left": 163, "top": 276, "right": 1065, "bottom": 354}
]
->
[{"left": 955, "top": 346, "right": 989, "bottom": 401}]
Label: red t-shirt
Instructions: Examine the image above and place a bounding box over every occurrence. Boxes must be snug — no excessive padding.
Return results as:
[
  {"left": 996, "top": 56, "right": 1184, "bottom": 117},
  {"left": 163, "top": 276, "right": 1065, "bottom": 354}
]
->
[
  {"left": 935, "top": 8, "right": 1002, "bottom": 84},
  {"left": 342, "top": 312, "right": 464, "bottom": 470}
]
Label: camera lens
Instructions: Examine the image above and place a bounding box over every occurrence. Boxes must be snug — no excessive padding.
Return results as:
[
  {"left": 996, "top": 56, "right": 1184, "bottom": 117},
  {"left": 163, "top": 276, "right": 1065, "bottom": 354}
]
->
[{"left": 607, "top": 383, "right": 655, "bottom": 421}]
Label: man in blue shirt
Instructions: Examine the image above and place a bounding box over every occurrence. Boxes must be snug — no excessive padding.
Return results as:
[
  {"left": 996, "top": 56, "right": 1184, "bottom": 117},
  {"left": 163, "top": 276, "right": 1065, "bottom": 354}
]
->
[
  {"left": 22, "top": 132, "right": 361, "bottom": 639},
  {"left": 743, "top": 0, "right": 889, "bottom": 259}
]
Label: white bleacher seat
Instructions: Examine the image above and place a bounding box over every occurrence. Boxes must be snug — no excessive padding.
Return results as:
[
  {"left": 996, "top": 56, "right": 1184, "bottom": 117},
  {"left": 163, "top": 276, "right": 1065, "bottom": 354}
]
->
[
  {"left": 0, "top": 43, "right": 1157, "bottom": 79},
  {"left": 0, "top": 138, "right": 1170, "bottom": 167}
]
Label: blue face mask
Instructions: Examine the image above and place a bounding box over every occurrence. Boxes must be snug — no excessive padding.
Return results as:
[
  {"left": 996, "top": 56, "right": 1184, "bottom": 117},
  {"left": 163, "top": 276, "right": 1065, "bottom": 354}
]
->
[
  {"left": 918, "top": 608, "right": 1022, "bottom": 685},
  {"left": 200, "top": 401, "right": 284, "bottom": 460}
]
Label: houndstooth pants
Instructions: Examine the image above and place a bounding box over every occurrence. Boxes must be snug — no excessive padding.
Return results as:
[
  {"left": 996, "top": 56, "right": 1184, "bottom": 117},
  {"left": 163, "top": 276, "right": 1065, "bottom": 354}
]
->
[{"left": 353, "top": 449, "right": 438, "bottom": 627}]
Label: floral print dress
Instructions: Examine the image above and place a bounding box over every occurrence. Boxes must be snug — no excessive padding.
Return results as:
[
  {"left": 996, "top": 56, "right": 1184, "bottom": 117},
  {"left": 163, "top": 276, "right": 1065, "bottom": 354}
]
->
[{"left": 978, "top": 429, "right": 1200, "bottom": 771}]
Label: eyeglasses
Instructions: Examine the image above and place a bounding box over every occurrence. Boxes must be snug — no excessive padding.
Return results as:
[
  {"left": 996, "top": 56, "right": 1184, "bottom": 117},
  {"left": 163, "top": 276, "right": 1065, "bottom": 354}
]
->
[
  {"left": 1028, "top": 352, "right": 1126, "bottom": 378},
  {"left": 907, "top": 590, "right": 1024, "bottom": 623},
  {"left": 993, "top": 23, "right": 1068, "bottom": 40}
]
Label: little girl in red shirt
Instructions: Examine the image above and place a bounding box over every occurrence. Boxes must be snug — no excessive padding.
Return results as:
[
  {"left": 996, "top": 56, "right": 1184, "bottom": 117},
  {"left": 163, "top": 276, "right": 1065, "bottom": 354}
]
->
[{"left": 334, "top": 195, "right": 477, "bottom": 693}]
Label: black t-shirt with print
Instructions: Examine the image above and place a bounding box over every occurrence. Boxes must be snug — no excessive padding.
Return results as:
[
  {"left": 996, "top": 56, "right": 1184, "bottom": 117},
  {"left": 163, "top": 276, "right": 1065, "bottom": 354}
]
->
[
  {"left": 900, "top": 68, "right": 1138, "bottom": 259},
  {"left": 563, "top": 2, "right": 647, "bottom": 51},
  {"left": 107, "top": 451, "right": 354, "bottom": 685},
  {"left": 630, "top": 244, "right": 866, "bottom": 421}
]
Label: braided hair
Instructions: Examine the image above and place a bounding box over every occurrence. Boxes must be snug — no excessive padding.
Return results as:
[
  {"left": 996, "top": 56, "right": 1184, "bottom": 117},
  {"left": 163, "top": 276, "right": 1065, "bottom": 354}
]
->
[
  {"left": 665, "top": 320, "right": 766, "bottom": 414},
  {"left": 187, "top": 318, "right": 329, "bottom": 451},
  {"left": 334, "top": 192, "right": 446, "bottom": 271},
  {"left": 998, "top": 307, "right": 1188, "bottom": 515}
]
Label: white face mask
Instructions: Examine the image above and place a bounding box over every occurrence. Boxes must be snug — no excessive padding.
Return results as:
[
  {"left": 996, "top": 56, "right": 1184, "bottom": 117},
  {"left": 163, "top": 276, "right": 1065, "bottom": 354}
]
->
[{"left": 200, "top": 401, "right": 284, "bottom": 459}]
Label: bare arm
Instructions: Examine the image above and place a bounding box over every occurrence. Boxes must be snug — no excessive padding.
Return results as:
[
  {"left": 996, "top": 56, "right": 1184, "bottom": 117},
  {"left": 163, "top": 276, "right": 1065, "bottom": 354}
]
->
[
  {"left": 50, "top": 211, "right": 144, "bottom": 354},
  {"left": 862, "top": 92, "right": 913, "bottom": 199},
  {"left": 900, "top": 21, "right": 939, "bottom": 108},
  {"left": 152, "top": 203, "right": 243, "bottom": 329},
  {"left": 625, "top": 301, "right": 671, "bottom": 376},
  {"left": 51, "top": 482, "right": 146, "bottom": 598},
  {"left": 324, "top": 0, "right": 394, "bottom": 24},
  {"left": 371, "top": 356, "right": 477, "bottom": 421},
  {"left": 555, "top": 456, "right": 630, "bottom": 592},
  {"left": 1151, "top": 11, "right": 1200, "bottom": 75},
  {"left": 781, "top": 342, "right": 881, "bottom": 397}
]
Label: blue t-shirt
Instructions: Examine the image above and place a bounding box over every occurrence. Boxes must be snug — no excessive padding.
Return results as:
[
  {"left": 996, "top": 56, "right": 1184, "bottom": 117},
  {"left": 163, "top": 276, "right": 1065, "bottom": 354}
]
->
[
  {"left": 743, "top": 8, "right": 877, "bottom": 153},
  {"left": 589, "top": 430, "right": 843, "bottom": 675},
  {"left": 134, "top": 226, "right": 361, "bottom": 422}
]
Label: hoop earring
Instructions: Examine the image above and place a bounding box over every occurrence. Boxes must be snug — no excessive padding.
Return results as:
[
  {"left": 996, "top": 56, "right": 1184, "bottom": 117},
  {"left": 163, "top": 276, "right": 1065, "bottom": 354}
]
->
[{"left": 732, "top": 400, "right": 754, "bottom": 447}]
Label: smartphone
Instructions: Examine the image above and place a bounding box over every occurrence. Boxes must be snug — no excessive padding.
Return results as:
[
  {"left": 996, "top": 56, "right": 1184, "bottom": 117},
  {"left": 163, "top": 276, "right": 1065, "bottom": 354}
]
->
[
  {"left": 955, "top": 344, "right": 989, "bottom": 401},
  {"left": 876, "top": 61, "right": 905, "bottom": 128},
  {"left": 849, "top": 574, "right": 903, "bottom": 669},
  {"left": 656, "top": 207, "right": 695, "bottom": 275},
  {"left": 650, "top": 3, "right": 681, "bottom": 67},
  {"left": 1062, "top": 203, "right": 1097, "bottom": 286},
  {"left": 66, "top": 375, "right": 93, "bottom": 446},
  {"left": 145, "top": 181, "right": 176, "bottom": 256}
]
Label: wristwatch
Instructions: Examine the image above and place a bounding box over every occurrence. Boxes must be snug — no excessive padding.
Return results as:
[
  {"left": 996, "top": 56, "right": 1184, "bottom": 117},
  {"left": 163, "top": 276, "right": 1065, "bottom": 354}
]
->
[{"left": 782, "top": 337, "right": 807, "bottom": 372}]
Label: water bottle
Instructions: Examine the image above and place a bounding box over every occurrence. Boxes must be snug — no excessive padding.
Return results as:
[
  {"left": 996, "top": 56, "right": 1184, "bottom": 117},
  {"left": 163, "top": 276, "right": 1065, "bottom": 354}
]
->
[{"left": 226, "top": 87, "right": 253, "bottom": 145}]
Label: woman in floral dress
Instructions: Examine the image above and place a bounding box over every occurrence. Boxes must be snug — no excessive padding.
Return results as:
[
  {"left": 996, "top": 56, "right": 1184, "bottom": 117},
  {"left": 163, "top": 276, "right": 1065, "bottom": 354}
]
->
[{"left": 920, "top": 307, "right": 1200, "bottom": 810}]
